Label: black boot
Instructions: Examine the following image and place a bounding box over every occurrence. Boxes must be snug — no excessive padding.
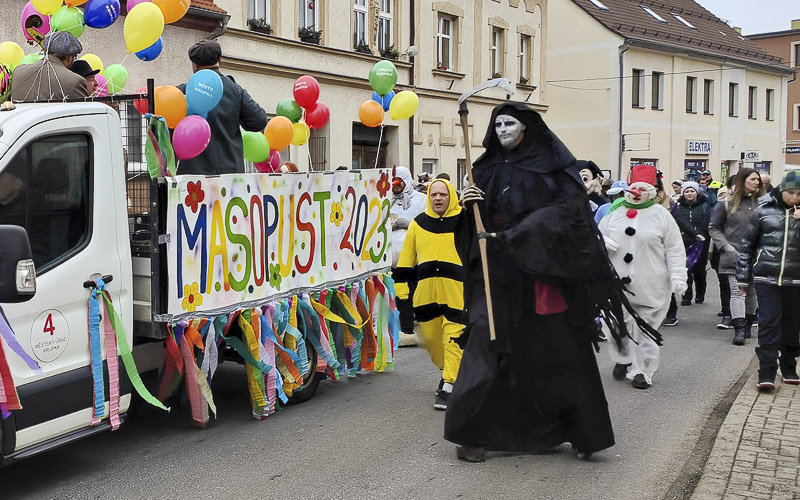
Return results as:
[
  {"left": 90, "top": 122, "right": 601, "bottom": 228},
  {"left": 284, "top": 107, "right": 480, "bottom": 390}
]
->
[
  {"left": 731, "top": 318, "right": 746, "bottom": 346},
  {"left": 744, "top": 314, "right": 756, "bottom": 339}
]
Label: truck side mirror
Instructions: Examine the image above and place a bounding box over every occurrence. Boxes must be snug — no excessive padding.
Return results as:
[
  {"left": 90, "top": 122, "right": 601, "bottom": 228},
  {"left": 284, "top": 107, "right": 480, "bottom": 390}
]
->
[{"left": 0, "top": 225, "right": 36, "bottom": 303}]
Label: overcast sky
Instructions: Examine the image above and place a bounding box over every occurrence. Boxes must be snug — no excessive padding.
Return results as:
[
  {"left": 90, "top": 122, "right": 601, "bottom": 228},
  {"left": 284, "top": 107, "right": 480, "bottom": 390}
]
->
[{"left": 695, "top": 0, "right": 800, "bottom": 35}]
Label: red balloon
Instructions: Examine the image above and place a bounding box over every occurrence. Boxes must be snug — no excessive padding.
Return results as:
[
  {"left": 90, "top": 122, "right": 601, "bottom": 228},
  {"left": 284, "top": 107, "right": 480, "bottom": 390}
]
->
[
  {"left": 293, "top": 75, "right": 320, "bottom": 109},
  {"left": 134, "top": 86, "right": 148, "bottom": 114},
  {"left": 305, "top": 101, "right": 330, "bottom": 130}
]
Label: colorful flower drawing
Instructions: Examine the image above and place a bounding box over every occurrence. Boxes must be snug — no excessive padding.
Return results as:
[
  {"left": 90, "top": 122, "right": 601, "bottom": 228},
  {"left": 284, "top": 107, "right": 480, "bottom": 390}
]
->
[
  {"left": 377, "top": 172, "right": 390, "bottom": 197},
  {"left": 269, "top": 263, "right": 282, "bottom": 290},
  {"left": 181, "top": 282, "right": 204, "bottom": 313},
  {"left": 185, "top": 181, "right": 205, "bottom": 213},
  {"left": 330, "top": 202, "right": 344, "bottom": 227}
]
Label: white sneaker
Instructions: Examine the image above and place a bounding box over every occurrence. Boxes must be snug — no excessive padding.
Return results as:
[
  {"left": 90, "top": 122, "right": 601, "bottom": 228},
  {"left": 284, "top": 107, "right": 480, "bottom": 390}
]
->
[{"left": 398, "top": 332, "right": 419, "bottom": 347}]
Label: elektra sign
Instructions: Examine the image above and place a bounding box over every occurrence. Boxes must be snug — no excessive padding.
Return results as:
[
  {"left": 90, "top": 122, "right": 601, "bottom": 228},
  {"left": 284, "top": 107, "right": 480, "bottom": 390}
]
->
[{"left": 686, "top": 140, "right": 712, "bottom": 155}]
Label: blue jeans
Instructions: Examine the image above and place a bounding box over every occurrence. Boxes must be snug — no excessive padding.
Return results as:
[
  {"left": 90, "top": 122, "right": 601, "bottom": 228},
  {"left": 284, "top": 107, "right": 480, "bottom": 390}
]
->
[{"left": 754, "top": 283, "right": 800, "bottom": 379}]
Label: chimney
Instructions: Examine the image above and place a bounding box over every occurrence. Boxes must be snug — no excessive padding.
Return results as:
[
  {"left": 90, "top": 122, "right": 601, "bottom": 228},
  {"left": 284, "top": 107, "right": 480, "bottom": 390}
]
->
[
  {"left": 733, "top": 27, "right": 742, "bottom": 34},
  {"left": 793, "top": 19, "right": 800, "bottom": 30}
]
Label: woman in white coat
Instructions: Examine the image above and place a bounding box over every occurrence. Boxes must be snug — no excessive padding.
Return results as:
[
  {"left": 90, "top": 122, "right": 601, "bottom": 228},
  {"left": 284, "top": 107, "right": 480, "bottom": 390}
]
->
[{"left": 599, "top": 165, "right": 687, "bottom": 389}]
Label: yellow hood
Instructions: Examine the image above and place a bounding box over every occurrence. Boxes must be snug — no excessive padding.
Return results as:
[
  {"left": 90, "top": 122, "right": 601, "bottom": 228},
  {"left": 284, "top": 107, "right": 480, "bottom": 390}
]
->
[{"left": 425, "top": 179, "right": 462, "bottom": 218}]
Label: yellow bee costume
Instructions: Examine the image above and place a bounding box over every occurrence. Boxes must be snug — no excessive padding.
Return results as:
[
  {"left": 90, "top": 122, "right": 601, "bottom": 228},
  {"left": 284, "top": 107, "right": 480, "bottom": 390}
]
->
[{"left": 394, "top": 179, "right": 466, "bottom": 386}]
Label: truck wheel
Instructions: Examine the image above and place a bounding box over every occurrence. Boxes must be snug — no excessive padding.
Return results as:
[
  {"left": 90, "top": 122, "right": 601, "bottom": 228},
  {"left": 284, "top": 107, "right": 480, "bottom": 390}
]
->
[{"left": 287, "top": 339, "right": 322, "bottom": 405}]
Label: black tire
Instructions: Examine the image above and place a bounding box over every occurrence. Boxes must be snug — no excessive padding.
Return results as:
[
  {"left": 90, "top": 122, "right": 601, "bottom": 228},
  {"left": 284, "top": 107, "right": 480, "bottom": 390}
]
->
[{"left": 288, "top": 339, "right": 322, "bottom": 405}]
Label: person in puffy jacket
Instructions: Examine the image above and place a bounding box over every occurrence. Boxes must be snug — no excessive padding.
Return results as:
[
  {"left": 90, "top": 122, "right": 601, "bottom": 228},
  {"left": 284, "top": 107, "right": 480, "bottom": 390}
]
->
[
  {"left": 737, "top": 170, "right": 800, "bottom": 391},
  {"left": 671, "top": 181, "right": 712, "bottom": 306},
  {"left": 710, "top": 168, "right": 764, "bottom": 344}
]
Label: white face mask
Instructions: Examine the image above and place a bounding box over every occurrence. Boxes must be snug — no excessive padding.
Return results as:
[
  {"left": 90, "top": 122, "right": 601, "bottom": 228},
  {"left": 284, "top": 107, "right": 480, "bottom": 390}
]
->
[{"left": 495, "top": 114, "right": 526, "bottom": 149}]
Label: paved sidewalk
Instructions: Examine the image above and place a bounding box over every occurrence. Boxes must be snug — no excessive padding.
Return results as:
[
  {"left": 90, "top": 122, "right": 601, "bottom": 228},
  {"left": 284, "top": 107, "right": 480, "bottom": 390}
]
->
[{"left": 692, "top": 364, "right": 800, "bottom": 500}]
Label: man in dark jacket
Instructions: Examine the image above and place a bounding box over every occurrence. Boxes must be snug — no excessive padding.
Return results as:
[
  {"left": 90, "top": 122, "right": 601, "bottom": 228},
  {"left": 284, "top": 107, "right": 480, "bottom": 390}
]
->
[{"left": 178, "top": 40, "right": 267, "bottom": 175}]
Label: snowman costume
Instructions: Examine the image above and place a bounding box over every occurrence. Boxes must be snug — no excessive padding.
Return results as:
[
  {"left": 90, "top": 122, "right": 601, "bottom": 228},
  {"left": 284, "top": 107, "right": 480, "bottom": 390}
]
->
[{"left": 599, "top": 165, "right": 687, "bottom": 387}]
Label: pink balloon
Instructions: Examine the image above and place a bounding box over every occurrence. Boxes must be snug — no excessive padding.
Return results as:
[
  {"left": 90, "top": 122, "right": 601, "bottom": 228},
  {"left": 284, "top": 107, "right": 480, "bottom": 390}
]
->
[
  {"left": 269, "top": 150, "right": 281, "bottom": 170},
  {"left": 173, "top": 115, "right": 211, "bottom": 160},
  {"left": 21, "top": 1, "right": 51, "bottom": 42},
  {"left": 94, "top": 74, "right": 109, "bottom": 97},
  {"left": 126, "top": 0, "right": 151, "bottom": 9}
]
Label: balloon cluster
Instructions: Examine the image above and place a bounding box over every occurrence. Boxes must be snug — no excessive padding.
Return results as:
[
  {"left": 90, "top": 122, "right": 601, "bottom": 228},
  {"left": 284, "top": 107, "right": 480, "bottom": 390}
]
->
[
  {"left": 247, "top": 75, "right": 330, "bottom": 173},
  {"left": 358, "top": 60, "right": 419, "bottom": 128},
  {"left": 0, "top": 0, "right": 187, "bottom": 97}
]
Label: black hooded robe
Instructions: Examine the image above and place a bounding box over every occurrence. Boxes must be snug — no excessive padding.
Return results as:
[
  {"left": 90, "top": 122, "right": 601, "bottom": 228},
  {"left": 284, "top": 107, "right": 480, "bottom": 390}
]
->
[{"left": 444, "top": 102, "right": 616, "bottom": 455}]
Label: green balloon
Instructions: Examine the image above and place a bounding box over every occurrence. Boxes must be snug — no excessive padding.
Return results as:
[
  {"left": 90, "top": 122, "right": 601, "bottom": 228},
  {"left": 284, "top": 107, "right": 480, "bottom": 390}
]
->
[
  {"left": 369, "top": 60, "right": 398, "bottom": 97},
  {"left": 19, "top": 52, "right": 44, "bottom": 66},
  {"left": 51, "top": 6, "right": 86, "bottom": 38},
  {"left": 276, "top": 98, "right": 302, "bottom": 123},
  {"left": 242, "top": 131, "right": 270, "bottom": 162},
  {"left": 103, "top": 64, "right": 128, "bottom": 94}
]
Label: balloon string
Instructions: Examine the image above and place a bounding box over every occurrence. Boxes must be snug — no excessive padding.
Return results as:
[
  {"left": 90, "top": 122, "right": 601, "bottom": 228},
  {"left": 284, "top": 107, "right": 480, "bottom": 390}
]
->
[
  {"left": 373, "top": 124, "right": 384, "bottom": 170},
  {"left": 120, "top": 53, "right": 130, "bottom": 66}
]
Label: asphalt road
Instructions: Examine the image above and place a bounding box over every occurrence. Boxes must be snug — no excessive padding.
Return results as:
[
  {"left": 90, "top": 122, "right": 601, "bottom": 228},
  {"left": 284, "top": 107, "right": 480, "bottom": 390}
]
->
[{"left": 1, "top": 276, "right": 757, "bottom": 500}]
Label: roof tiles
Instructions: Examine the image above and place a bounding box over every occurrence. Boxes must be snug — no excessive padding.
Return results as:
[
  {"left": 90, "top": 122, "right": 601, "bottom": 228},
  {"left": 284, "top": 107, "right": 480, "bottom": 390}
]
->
[{"left": 190, "top": 0, "right": 227, "bottom": 15}]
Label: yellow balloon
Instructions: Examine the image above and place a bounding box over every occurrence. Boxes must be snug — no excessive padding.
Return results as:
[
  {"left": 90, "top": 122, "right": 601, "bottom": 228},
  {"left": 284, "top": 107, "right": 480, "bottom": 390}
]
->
[
  {"left": 80, "top": 53, "right": 103, "bottom": 73},
  {"left": 32, "top": 0, "right": 62, "bottom": 15},
  {"left": 389, "top": 90, "right": 419, "bottom": 120},
  {"left": 0, "top": 42, "right": 25, "bottom": 71},
  {"left": 291, "top": 122, "right": 310, "bottom": 147},
  {"left": 124, "top": 3, "right": 165, "bottom": 53}
]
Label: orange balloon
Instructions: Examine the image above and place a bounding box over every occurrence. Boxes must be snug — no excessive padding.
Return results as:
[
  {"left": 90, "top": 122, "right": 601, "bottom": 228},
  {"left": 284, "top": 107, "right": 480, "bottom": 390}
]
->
[
  {"left": 152, "top": 0, "right": 190, "bottom": 24},
  {"left": 154, "top": 85, "right": 187, "bottom": 129},
  {"left": 359, "top": 100, "right": 384, "bottom": 128},
  {"left": 65, "top": 0, "right": 88, "bottom": 6},
  {"left": 264, "top": 116, "right": 294, "bottom": 152}
]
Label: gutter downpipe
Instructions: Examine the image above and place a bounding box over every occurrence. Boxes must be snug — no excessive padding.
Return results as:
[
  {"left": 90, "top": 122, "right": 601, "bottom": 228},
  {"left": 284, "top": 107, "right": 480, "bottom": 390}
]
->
[
  {"left": 207, "top": 13, "right": 230, "bottom": 40},
  {"left": 408, "top": 0, "right": 416, "bottom": 174},
  {"left": 618, "top": 40, "right": 631, "bottom": 180}
]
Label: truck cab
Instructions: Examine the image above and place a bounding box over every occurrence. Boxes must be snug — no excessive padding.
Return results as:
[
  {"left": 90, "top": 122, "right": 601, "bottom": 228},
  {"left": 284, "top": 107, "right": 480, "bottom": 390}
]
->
[{"left": 0, "top": 102, "right": 134, "bottom": 462}]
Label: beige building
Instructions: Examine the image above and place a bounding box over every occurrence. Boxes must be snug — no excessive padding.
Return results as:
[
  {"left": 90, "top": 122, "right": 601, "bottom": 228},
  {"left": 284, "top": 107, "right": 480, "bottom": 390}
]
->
[
  {"left": 2, "top": 0, "right": 547, "bottom": 184},
  {"left": 545, "top": 0, "right": 794, "bottom": 184},
  {"left": 749, "top": 20, "right": 800, "bottom": 169}
]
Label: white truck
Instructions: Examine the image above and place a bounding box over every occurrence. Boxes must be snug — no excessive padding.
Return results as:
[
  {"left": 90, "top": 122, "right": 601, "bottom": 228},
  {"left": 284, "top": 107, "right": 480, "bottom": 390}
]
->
[{"left": 0, "top": 96, "right": 370, "bottom": 465}]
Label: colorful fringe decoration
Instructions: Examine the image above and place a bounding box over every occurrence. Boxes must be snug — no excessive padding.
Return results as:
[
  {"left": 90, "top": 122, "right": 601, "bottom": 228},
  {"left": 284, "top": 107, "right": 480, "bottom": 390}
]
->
[
  {"left": 0, "top": 307, "right": 43, "bottom": 419},
  {"left": 87, "top": 279, "right": 169, "bottom": 429},
  {"left": 157, "top": 272, "right": 398, "bottom": 423}
]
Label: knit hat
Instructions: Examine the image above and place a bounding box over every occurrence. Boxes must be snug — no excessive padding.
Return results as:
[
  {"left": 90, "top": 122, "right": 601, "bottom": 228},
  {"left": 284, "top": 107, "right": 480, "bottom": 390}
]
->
[
  {"left": 672, "top": 179, "right": 683, "bottom": 187},
  {"left": 681, "top": 181, "right": 700, "bottom": 196},
  {"left": 780, "top": 170, "right": 800, "bottom": 192}
]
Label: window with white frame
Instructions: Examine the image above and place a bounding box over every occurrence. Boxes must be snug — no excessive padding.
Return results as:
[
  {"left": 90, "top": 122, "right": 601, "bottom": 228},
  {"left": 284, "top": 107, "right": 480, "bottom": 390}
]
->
[
  {"left": 299, "top": 0, "right": 318, "bottom": 30},
  {"left": 354, "top": 0, "right": 367, "bottom": 47},
  {"left": 651, "top": 71, "right": 663, "bottom": 110},
  {"left": 490, "top": 27, "right": 504, "bottom": 77},
  {"left": 437, "top": 15, "right": 454, "bottom": 70},
  {"left": 794, "top": 104, "right": 800, "bottom": 130},
  {"left": 766, "top": 88, "right": 775, "bottom": 121},
  {"left": 748, "top": 86, "right": 757, "bottom": 119},
  {"left": 247, "top": 0, "right": 270, "bottom": 22},
  {"left": 686, "top": 76, "right": 698, "bottom": 113},
  {"left": 378, "top": 0, "right": 393, "bottom": 52},
  {"left": 703, "top": 79, "right": 714, "bottom": 115},
  {"left": 519, "top": 34, "right": 531, "bottom": 83},
  {"left": 794, "top": 43, "right": 800, "bottom": 67},
  {"left": 631, "top": 68, "right": 644, "bottom": 108},
  {"left": 729, "top": 83, "right": 739, "bottom": 117},
  {"left": 422, "top": 159, "right": 437, "bottom": 176}
]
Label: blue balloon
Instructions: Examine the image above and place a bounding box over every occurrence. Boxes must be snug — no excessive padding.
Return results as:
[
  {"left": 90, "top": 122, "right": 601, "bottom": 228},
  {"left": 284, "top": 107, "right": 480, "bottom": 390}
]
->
[
  {"left": 83, "top": 0, "right": 120, "bottom": 29},
  {"left": 135, "top": 37, "right": 163, "bottom": 62},
  {"left": 381, "top": 90, "right": 395, "bottom": 112},
  {"left": 185, "top": 69, "right": 224, "bottom": 116},
  {"left": 371, "top": 91, "right": 382, "bottom": 105}
]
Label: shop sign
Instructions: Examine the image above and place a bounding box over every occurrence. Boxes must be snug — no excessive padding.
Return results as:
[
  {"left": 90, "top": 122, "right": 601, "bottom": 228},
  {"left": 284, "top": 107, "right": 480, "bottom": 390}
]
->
[
  {"left": 743, "top": 150, "right": 762, "bottom": 162},
  {"left": 686, "top": 140, "right": 711, "bottom": 155},
  {"left": 786, "top": 146, "right": 800, "bottom": 154}
]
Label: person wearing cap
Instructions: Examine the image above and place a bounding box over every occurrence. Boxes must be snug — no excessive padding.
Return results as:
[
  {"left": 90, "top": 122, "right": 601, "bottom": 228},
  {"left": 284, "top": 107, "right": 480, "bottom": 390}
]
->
[
  {"left": 593, "top": 180, "right": 628, "bottom": 224},
  {"left": 177, "top": 40, "right": 267, "bottom": 175},
  {"left": 69, "top": 59, "right": 99, "bottom": 96},
  {"left": 737, "top": 170, "right": 800, "bottom": 391},
  {"left": 670, "top": 179, "right": 683, "bottom": 202},
  {"left": 11, "top": 31, "right": 88, "bottom": 102},
  {"left": 390, "top": 166, "right": 426, "bottom": 346}
]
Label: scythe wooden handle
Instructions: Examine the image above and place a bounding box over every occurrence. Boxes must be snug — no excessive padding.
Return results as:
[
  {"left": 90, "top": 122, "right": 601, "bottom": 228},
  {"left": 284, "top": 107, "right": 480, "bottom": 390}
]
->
[{"left": 459, "top": 111, "right": 497, "bottom": 342}]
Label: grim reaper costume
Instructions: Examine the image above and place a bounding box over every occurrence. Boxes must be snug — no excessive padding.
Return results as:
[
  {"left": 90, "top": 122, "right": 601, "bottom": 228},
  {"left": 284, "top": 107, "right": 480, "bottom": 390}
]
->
[{"left": 444, "top": 102, "right": 660, "bottom": 459}]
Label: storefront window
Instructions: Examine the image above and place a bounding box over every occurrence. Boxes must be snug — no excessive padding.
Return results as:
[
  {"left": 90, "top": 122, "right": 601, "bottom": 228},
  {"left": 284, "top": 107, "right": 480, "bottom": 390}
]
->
[
  {"left": 684, "top": 160, "right": 706, "bottom": 182},
  {"left": 753, "top": 162, "right": 771, "bottom": 175}
]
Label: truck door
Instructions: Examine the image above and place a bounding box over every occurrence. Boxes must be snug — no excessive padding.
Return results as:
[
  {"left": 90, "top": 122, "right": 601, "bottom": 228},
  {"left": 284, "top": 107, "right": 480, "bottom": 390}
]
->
[{"left": 0, "top": 113, "right": 126, "bottom": 454}]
